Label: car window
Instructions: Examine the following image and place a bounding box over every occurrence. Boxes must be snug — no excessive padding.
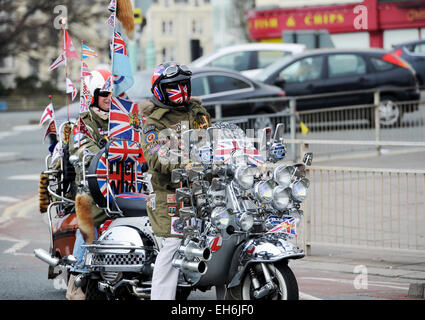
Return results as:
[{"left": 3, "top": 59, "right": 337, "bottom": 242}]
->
[
  {"left": 413, "top": 43, "right": 425, "bottom": 53},
  {"left": 209, "top": 51, "right": 251, "bottom": 72},
  {"left": 191, "top": 76, "right": 210, "bottom": 96},
  {"left": 257, "top": 50, "right": 290, "bottom": 69},
  {"left": 278, "top": 56, "right": 323, "bottom": 83},
  {"left": 208, "top": 75, "right": 251, "bottom": 94},
  {"left": 369, "top": 57, "right": 394, "bottom": 72},
  {"left": 328, "top": 54, "right": 366, "bottom": 77}
]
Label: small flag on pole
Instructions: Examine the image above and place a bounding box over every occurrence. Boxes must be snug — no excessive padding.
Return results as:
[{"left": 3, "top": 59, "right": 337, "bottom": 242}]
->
[
  {"left": 44, "top": 119, "right": 57, "bottom": 141},
  {"left": 62, "top": 29, "right": 79, "bottom": 60},
  {"left": 106, "top": 12, "right": 115, "bottom": 28},
  {"left": 300, "top": 121, "right": 309, "bottom": 136},
  {"left": 82, "top": 44, "right": 102, "bottom": 59},
  {"left": 66, "top": 78, "right": 78, "bottom": 101},
  {"left": 40, "top": 103, "right": 55, "bottom": 126},
  {"left": 48, "top": 53, "right": 65, "bottom": 72},
  {"left": 76, "top": 117, "right": 94, "bottom": 141},
  {"left": 108, "top": 0, "right": 117, "bottom": 12},
  {"left": 81, "top": 62, "right": 92, "bottom": 77}
]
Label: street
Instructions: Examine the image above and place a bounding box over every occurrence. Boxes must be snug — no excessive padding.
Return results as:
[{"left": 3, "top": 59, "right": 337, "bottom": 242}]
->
[{"left": 0, "top": 111, "right": 424, "bottom": 300}]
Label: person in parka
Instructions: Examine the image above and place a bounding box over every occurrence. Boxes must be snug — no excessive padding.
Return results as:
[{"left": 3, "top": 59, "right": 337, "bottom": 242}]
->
[{"left": 140, "top": 62, "right": 211, "bottom": 300}]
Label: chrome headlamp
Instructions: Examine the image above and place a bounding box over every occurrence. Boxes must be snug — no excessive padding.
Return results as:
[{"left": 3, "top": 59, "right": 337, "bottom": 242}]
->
[
  {"left": 234, "top": 165, "right": 258, "bottom": 190},
  {"left": 211, "top": 206, "right": 231, "bottom": 230},
  {"left": 291, "top": 178, "right": 310, "bottom": 202},
  {"left": 254, "top": 179, "right": 275, "bottom": 204},
  {"left": 272, "top": 186, "right": 291, "bottom": 210},
  {"left": 273, "top": 165, "right": 294, "bottom": 187},
  {"left": 237, "top": 212, "right": 254, "bottom": 231}
]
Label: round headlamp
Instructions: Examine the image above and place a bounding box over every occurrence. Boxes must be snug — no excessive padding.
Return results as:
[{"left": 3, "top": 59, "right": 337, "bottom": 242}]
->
[
  {"left": 211, "top": 207, "right": 231, "bottom": 230},
  {"left": 234, "top": 165, "right": 258, "bottom": 190},
  {"left": 292, "top": 178, "right": 310, "bottom": 202},
  {"left": 254, "top": 179, "right": 275, "bottom": 204},
  {"left": 238, "top": 212, "right": 254, "bottom": 231},
  {"left": 272, "top": 186, "right": 291, "bottom": 210},
  {"left": 273, "top": 165, "right": 294, "bottom": 187}
]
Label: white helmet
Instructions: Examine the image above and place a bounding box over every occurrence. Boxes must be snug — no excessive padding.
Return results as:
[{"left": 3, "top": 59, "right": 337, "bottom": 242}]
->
[{"left": 86, "top": 69, "right": 111, "bottom": 96}]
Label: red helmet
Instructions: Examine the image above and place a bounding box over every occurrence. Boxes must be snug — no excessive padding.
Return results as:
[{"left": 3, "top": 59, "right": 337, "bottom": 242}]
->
[{"left": 151, "top": 61, "right": 192, "bottom": 106}]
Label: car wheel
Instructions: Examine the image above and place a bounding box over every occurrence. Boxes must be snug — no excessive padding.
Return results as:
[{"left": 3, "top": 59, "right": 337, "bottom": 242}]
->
[{"left": 378, "top": 97, "right": 402, "bottom": 127}]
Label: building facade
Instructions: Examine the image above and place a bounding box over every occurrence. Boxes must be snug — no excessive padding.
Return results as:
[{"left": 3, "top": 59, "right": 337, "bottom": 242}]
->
[
  {"left": 247, "top": 0, "right": 425, "bottom": 49},
  {"left": 141, "top": 0, "right": 213, "bottom": 69}
]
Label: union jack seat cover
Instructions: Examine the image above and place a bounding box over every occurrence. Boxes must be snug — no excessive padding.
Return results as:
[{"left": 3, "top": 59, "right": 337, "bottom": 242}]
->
[{"left": 107, "top": 140, "right": 142, "bottom": 164}]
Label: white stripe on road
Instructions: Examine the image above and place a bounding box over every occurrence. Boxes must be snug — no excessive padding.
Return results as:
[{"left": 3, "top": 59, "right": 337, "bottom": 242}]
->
[
  {"left": 3, "top": 240, "right": 30, "bottom": 255},
  {"left": 0, "top": 196, "right": 20, "bottom": 203},
  {"left": 299, "top": 291, "right": 323, "bottom": 300},
  {"left": 7, "top": 175, "right": 40, "bottom": 181}
]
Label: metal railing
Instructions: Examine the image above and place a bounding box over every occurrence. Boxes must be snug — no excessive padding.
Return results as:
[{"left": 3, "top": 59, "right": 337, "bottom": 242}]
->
[
  {"left": 210, "top": 88, "right": 425, "bottom": 254},
  {"left": 302, "top": 166, "right": 425, "bottom": 254}
]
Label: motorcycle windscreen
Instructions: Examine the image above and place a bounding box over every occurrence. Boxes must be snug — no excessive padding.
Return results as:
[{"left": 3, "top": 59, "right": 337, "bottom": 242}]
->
[{"left": 210, "top": 122, "right": 265, "bottom": 167}]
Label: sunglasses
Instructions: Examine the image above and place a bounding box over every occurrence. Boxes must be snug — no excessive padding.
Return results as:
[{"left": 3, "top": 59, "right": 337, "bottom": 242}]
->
[{"left": 99, "top": 91, "right": 112, "bottom": 97}]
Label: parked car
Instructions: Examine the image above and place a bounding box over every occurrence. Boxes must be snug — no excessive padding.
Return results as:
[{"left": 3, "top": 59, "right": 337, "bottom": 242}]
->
[
  {"left": 128, "top": 67, "right": 287, "bottom": 127},
  {"left": 189, "top": 43, "right": 305, "bottom": 79},
  {"left": 392, "top": 40, "right": 425, "bottom": 86},
  {"left": 254, "top": 49, "right": 421, "bottom": 126}
]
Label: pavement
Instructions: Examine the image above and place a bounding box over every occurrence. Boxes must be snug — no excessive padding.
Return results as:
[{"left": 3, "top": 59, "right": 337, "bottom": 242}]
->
[{"left": 290, "top": 244, "right": 425, "bottom": 298}]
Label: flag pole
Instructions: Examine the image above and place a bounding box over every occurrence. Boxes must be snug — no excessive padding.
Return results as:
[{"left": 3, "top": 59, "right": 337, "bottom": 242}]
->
[
  {"left": 80, "top": 40, "right": 84, "bottom": 114},
  {"left": 61, "top": 20, "right": 70, "bottom": 123}
]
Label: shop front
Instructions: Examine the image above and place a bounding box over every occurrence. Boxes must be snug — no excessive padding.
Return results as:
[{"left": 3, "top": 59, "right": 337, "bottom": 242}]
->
[{"left": 247, "top": 0, "right": 425, "bottom": 49}]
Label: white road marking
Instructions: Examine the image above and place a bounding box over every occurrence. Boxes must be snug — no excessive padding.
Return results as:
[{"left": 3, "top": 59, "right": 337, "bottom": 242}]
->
[
  {"left": 7, "top": 175, "right": 40, "bottom": 181},
  {"left": 0, "top": 196, "right": 20, "bottom": 203},
  {"left": 300, "top": 277, "right": 409, "bottom": 290},
  {"left": 3, "top": 240, "right": 30, "bottom": 255},
  {"left": 299, "top": 291, "right": 323, "bottom": 300}
]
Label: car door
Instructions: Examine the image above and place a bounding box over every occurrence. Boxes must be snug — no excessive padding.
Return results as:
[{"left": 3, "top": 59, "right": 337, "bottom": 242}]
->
[
  {"left": 191, "top": 73, "right": 254, "bottom": 117},
  {"left": 318, "top": 53, "right": 370, "bottom": 107},
  {"left": 273, "top": 55, "right": 326, "bottom": 111},
  {"left": 411, "top": 42, "right": 425, "bottom": 85}
]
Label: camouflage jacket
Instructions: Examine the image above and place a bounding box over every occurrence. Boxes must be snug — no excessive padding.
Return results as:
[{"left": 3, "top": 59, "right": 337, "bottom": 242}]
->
[{"left": 140, "top": 96, "right": 211, "bottom": 237}]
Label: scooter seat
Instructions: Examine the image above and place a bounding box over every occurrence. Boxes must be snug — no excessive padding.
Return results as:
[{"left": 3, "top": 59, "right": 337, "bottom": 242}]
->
[{"left": 115, "top": 193, "right": 149, "bottom": 217}]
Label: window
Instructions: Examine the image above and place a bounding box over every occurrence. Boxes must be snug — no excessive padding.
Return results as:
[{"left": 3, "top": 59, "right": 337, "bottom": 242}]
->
[
  {"left": 208, "top": 75, "right": 250, "bottom": 94},
  {"left": 191, "top": 76, "right": 209, "bottom": 96},
  {"left": 257, "top": 50, "right": 290, "bottom": 69},
  {"left": 278, "top": 56, "right": 323, "bottom": 83},
  {"left": 370, "top": 57, "right": 394, "bottom": 72},
  {"left": 414, "top": 43, "right": 425, "bottom": 53},
  {"left": 209, "top": 52, "right": 251, "bottom": 72},
  {"left": 328, "top": 54, "right": 366, "bottom": 77}
]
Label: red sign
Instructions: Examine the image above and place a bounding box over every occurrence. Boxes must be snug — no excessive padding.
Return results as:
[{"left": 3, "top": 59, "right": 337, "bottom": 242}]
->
[{"left": 247, "top": 0, "right": 425, "bottom": 41}]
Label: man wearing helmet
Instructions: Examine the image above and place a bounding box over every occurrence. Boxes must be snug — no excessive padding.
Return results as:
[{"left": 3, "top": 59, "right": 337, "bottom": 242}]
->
[
  {"left": 66, "top": 70, "right": 112, "bottom": 300},
  {"left": 141, "top": 61, "right": 211, "bottom": 300}
]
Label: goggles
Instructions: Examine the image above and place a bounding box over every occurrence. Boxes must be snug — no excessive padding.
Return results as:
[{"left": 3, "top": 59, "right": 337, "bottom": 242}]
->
[{"left": 152, "top": 64, "right": 192, "bottom": 89}]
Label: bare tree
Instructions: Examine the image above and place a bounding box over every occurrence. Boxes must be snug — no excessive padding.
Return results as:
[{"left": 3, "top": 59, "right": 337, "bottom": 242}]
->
[
  {"left": 0, "top": 0, "right": 104, "bottom": 60},
  {"left": 229, "top": 0, "right": 256, "bottom": 43}
]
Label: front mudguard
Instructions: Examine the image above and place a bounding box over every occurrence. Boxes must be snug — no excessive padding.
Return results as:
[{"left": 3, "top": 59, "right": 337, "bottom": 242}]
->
[{"left": 227, "top": 237, "right": 304, "bottom": 289}]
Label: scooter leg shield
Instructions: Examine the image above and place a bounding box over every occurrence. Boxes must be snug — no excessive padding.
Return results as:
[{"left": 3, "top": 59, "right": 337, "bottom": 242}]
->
[{"left": 75, "top": 193, "right": 95, "bottom": 244}]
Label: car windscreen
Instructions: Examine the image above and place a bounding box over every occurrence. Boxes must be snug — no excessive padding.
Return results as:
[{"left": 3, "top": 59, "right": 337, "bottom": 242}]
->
[{"left": 254, "top": 55, "right": 294, "bottom": 82}]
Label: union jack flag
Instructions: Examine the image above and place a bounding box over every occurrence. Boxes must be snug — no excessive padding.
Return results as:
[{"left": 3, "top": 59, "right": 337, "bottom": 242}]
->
[
  {"left": 167, "top": 84, "right": 188, "bottom": 105},
  {"left": 267, "top": 217, "right": 297, "bottom": 236},
  {"left": 113, "top": 31, "right": 127, "bottom": 55},
  {"left": 108, "top": 140, "right": 141, "bottom": 164},
  {"left": 95, "top": 154, "right": 144, "bottom": 198},
  {"left": 214, "top": 139, "right": 265, "bottom": 166},
  {"left": 109, "top": 96, "right": 142, "bottom": 142}
]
